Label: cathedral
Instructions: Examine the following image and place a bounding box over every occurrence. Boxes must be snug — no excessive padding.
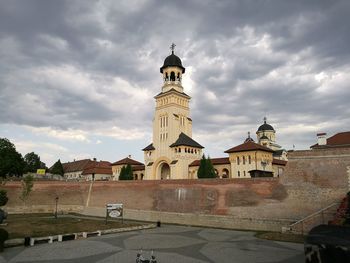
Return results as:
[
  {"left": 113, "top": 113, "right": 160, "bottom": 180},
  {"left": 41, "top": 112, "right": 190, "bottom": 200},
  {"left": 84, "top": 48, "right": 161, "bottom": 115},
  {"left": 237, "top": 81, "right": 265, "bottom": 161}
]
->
[{"left": 139, "top": 45, "right": 287, "bottom": 180}]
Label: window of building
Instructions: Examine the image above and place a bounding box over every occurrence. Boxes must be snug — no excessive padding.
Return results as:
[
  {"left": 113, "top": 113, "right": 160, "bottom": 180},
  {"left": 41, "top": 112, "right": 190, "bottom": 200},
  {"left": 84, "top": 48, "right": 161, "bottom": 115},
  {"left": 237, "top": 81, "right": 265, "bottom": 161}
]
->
[
  {"left": 243, "top": 156, "right": 245, "bottom": 165},
  {"left": 248, "top": 155, "right": 251, "bottom": 164},
  {"left": 238, "top": 171, "right": 240, "bottom": 177},
  {"left": 237, "top": 156, "right": 240, "bottom": 165},
  {"left": 170, "top": 71, "right": 175, "bottom": 81},
  {"left": 243, "top": 171, "right": 246, "bottom": 177}
]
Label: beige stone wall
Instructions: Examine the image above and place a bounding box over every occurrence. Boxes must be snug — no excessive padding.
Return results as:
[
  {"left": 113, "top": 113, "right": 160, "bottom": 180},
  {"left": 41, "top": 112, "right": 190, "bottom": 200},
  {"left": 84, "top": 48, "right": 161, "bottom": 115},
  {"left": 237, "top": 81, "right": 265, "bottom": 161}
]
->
[
  {"left": 64, "top": 171, "right": 83, "bottom": 180},
  {"left": 229, "top": 150, "right": 274, "bottom": 178}
]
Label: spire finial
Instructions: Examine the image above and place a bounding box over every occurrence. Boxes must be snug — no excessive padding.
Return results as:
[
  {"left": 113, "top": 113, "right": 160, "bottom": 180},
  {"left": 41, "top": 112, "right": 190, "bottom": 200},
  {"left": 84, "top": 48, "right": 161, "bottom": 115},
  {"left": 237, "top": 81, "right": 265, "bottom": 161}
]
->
[
  {"left": 170, "top": 43, "right": 176, "bottom": 54},
  {"left": 263, "top": 116, "right": 267, "bottom": 124}
]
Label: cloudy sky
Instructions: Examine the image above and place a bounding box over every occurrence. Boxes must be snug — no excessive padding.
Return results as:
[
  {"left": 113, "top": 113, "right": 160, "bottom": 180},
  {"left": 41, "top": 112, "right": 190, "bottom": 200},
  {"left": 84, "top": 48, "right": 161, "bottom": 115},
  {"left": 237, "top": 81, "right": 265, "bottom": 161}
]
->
[{"left": 0, "top": 0, "right": 349, "bottom": 166}]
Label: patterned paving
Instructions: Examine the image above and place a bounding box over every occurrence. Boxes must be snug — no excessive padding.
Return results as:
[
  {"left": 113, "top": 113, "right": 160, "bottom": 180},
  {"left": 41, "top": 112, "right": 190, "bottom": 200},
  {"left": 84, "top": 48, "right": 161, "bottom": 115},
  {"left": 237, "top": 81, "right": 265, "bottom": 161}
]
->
[{"left": 0, "top": 225, "right": 304, "bottom": 263}]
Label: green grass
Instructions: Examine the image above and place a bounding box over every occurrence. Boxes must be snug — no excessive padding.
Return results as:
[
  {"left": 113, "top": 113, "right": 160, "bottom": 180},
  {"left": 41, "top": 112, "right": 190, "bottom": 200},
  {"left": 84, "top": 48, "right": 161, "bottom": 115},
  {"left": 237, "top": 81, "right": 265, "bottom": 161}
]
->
[{"left": 3, "top": 214, "right": 142, "bottom": 239}]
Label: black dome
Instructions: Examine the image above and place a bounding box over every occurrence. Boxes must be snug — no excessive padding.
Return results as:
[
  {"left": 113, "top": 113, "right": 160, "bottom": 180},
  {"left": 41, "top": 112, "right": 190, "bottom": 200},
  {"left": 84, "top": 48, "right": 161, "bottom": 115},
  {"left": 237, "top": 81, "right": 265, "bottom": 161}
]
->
[
  {"left": 258, "top": 118, "right": 274, "bottom": 132},
  {"left": 160, "top": 52, "right": 185, "bottom": 73},
  {"left": 258, "top": 123, "right": 274, "bottom": 132}
]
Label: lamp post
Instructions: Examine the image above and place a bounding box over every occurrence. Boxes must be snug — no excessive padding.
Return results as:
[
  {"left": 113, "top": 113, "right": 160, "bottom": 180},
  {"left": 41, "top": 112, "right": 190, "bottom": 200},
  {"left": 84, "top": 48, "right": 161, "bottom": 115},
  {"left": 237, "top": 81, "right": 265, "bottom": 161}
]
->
[{"left": 55, "top": 197, "right": 59, "bottom": 219}]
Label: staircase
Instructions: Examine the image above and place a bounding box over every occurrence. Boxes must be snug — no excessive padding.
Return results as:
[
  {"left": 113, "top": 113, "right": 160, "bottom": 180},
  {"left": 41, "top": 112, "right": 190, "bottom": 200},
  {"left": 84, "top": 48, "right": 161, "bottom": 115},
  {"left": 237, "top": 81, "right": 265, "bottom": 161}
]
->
[{"left": 283, "top": 202, "right": 340, "bottom": 235}]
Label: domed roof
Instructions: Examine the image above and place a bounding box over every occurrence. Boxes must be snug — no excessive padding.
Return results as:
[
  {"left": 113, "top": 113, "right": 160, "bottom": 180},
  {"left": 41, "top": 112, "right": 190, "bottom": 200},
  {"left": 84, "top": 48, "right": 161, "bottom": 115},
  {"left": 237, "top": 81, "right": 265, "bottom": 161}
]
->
[
  {"left": 257, "top": 117, "right": 274, "bottom": 132},
  {"left": 160, "top": 51, "right": 185, "bottom": 73},
  {"left": 260, "top": 135, "right": 269, "bottom": 140},
  {"left": 244, "top": 132, "right": 255, "bottom": 143}
]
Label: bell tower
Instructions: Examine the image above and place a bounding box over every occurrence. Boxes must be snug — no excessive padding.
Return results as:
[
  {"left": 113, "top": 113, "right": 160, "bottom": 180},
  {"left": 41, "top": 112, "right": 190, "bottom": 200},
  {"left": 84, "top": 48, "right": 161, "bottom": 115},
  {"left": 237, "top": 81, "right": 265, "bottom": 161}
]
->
[{"left": 142, "top": 44, "right": 203, "bottom": 180}]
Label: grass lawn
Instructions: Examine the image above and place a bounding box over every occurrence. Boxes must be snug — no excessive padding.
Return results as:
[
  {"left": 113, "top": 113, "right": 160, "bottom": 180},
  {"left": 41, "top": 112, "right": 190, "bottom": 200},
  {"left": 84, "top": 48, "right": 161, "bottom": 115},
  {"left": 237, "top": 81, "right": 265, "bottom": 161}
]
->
[
  {"left": 3, "top": 214, "right": 142, "bottom": 239},
  {"left": 255, "top": 231, "right": 305, "bottom": 243}
]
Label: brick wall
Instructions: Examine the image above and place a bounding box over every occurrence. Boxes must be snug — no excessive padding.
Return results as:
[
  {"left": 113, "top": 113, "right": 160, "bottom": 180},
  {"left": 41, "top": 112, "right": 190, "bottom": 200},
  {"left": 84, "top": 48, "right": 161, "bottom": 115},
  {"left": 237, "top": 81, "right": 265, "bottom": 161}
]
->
[{"left": 2, "top": 147, "right": 350, "bottom": 230}]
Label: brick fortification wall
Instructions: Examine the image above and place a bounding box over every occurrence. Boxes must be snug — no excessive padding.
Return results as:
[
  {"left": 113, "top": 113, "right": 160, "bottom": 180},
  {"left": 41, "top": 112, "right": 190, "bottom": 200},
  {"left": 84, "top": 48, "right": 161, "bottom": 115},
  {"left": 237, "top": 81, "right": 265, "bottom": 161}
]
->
[{"left": 2, "top": 147, "right": 350, "bottom": 231}]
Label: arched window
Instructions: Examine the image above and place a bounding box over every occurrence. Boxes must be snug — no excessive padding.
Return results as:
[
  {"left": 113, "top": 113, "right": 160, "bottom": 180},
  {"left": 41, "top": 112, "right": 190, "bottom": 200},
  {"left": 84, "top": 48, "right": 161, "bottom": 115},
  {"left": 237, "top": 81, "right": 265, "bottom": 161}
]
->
[
  {"left": 141, "top": 174, "right": 144, "bottom": 180},
  {"left": 170, "top": 71, "right": 175, "bottom": 81},
  {"left": 248, "top": 155, "right": 251, "bottom": 164},
  {"left": 243, "top": 171, "right": 246, "bottom": 177},
  {"left": 238, "top": 171, "right": 240, "bottom": 177},
  {"left": 165, "top": 72, "right": 169, "bottom": 80},
  {"left": 243, "top": 156, "right": 246, "bottom": 165},
  {"left": 177, "top": 72, "right": 180, "bottom": 80}
]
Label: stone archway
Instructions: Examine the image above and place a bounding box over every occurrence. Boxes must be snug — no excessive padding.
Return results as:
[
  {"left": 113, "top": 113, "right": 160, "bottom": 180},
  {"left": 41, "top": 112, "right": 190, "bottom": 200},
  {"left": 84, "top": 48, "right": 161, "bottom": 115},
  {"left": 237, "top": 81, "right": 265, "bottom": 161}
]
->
[
  {"left": 159, "top": 162, "right": 170, "bottom": 180},
  {"left": 222, "top": 168, "right": 229, "bottom": 178}
]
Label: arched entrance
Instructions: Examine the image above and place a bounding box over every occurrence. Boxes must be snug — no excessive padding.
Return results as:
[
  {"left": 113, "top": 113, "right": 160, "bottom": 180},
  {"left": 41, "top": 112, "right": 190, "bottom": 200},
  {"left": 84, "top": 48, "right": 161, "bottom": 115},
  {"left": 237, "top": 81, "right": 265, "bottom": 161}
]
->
[
  {"left": 159, "top": 162, "right": 170, "bottom": 180},
  {"left": 222, "top": 168, "right": 229, "bottom": 178}
]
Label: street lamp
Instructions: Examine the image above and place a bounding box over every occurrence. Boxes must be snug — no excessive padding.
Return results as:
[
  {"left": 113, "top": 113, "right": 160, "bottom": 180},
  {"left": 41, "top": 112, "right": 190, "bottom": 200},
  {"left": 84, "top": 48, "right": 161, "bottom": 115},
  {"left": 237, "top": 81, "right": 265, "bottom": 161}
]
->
[{"left": 55, "top": 197, "right": 59, "bottom": 219}]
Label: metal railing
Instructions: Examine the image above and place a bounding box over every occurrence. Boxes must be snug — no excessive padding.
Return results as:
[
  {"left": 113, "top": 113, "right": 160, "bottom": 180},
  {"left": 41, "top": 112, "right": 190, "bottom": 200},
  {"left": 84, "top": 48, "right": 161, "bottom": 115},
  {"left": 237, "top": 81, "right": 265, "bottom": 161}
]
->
[{"left": 286, "top": 202, "right": 340, "bottom": 235}]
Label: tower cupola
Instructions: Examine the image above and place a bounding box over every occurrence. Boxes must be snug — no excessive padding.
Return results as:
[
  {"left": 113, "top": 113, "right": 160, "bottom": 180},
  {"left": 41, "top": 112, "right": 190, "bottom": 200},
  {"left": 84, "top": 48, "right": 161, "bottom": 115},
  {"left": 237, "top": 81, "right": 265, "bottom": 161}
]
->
[{"left": 160, "top": 43, "right": 185, "bottom": 92}]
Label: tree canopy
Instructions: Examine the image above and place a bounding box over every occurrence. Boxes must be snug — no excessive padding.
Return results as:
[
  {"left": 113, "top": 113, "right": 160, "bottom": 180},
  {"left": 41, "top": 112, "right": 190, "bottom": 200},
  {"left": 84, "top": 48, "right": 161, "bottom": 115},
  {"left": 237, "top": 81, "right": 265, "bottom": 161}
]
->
[
  {"left": 0, "top": 138, "right": 24, "bottom": 177},
  {"left": 50, "top": 159, "right": 64, "bottom": 176},
  {"left": 119, "top": 164, "right": 133, "bottom": 180},
  {"left": 24, "top": 152, "right": 45, "bottom": 173},
  {"left": 197, "top": 154, "right": 216, "bottom": 179}
]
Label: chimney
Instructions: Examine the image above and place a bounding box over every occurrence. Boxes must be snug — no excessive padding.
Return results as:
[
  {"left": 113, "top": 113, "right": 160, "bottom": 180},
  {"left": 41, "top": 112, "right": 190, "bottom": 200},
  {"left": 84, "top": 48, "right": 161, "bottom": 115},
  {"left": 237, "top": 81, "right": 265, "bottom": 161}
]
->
[
  {"left": 128, "top": 155, "right": 131, "bottom": 159},
  {"left": 317, "top": 133, "right": 327, "bottom": 146}
]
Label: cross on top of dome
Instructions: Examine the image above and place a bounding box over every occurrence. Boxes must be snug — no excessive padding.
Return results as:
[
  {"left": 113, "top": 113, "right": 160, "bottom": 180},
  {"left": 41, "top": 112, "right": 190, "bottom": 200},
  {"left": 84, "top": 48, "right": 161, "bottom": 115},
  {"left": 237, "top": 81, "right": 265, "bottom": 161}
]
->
[{"left": 170, "top": 43, "right": 176, "bottom": 54}]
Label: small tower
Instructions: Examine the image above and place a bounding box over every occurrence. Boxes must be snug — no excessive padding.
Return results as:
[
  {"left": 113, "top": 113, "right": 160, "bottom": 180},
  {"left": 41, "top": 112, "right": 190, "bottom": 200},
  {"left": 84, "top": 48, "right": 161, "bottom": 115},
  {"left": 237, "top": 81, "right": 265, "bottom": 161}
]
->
[{"left": 256, "top": 117, "right": 276, "bottom": 144}]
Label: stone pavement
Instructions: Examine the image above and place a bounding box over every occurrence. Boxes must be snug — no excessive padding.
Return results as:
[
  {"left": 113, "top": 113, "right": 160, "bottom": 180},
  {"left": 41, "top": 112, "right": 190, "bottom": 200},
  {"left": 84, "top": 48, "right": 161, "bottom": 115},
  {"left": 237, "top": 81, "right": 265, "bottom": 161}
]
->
[{"left": 0, "top": 225, "right": 304, "bottom": 263}]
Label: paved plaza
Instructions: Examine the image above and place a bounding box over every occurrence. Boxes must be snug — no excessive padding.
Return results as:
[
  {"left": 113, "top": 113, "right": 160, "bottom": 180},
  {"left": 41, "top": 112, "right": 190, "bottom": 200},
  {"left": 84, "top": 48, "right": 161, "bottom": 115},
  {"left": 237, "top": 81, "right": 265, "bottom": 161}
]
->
[{"left": 0, "top": 225, "right": 304, "bottom": 263}]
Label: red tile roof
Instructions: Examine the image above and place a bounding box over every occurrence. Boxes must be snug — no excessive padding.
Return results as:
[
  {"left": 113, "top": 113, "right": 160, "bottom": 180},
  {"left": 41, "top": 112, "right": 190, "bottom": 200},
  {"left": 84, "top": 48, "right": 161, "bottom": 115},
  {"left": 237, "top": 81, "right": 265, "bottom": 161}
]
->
[
  {"left": 225, "top": 141, "right": 274, "bottom": 153},
  {"left": 311, "top": 131, "right": 350, "bottom": 148},
  {"left": 272, "top": 159, "right": 288, "bottom": 166},
  {"left": 189, "top": 157, "right": 230, "bottom": 167},
  {"left": 82, "top": 167, "right": 112, "bottom": 175},
  {"left": 62, "top": 159, "right": 93, "bottom": 173},
  {"left": 111, "top": 157, "right": 144, "bottom": 166},
  {"left": 62, "top": 159, "right": 112, "bottom": 175}
]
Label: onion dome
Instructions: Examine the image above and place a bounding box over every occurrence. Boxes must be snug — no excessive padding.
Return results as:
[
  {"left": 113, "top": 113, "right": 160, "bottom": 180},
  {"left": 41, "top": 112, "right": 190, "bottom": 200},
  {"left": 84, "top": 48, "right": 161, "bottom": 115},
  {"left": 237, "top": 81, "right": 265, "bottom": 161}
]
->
[
  {"left": 257, "top": 117, "right": 274, "bottom": 132},
  {"left": 160, "top": 51, "right": 185, "bottom": 73},
  {"left": 244, "top": 132, "right": 255, "bottom": 143}
]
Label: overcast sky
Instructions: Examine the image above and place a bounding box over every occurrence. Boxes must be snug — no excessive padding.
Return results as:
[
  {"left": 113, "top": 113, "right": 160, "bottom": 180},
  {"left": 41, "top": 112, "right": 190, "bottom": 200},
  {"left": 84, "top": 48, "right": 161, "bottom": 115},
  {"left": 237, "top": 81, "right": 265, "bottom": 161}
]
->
[{"left": 0, "top": 0, "right": 349, "bottom": 166}]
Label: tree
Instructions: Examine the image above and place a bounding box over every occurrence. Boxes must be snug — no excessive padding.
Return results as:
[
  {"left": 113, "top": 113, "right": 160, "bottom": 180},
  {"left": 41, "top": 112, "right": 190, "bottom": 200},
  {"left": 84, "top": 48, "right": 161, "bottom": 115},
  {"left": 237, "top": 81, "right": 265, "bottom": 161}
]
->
[
  {"left": 197, "top": 154, "right": 216, "bottom": 179},
  {"left": 119, "top": 166, "right": 126, "bottom": 180},
  {"left": 197, "top": 155, "right": 207, "bottom": 179},
  {"left": 119, "top": 164, "right": 133, "bottom": 180},
  {"left": 50, "top": 159, "right": 64, "bottom": 176},
  {"left": 125, "top": 164, "right": 133, "bottom": 180},
  {"left": 206, "top": 156, "right": 217, "bottom": 178},
  {"left": 20, "top": 174, "right": 34, "bottom": 204},
  {"left": 24, "top": 152, "right": 43, "bottom": 173},
  {"left": 0, "top": 138, "right": 24, "bottom": 177}
]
